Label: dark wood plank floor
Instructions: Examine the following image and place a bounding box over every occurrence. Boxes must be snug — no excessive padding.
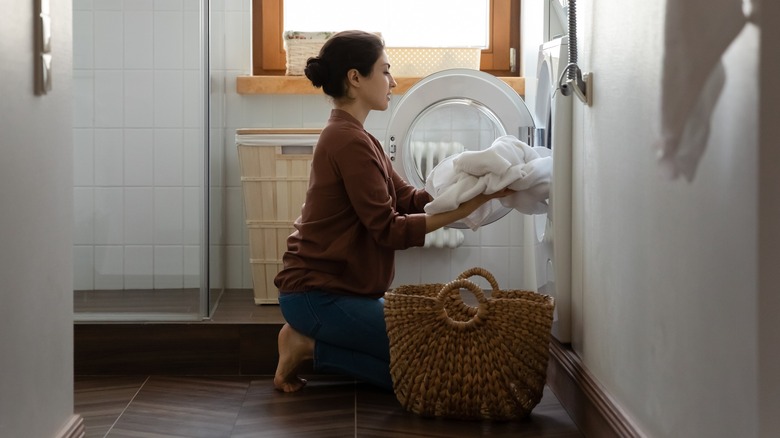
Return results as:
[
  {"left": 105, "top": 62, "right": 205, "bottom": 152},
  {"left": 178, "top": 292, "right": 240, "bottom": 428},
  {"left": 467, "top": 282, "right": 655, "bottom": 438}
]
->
[
  {"left": 74, "top": 290, "right": 583, "bottom": 437},
  {"left": 75, "top": 376, "right": 582, "bottom": 438}
]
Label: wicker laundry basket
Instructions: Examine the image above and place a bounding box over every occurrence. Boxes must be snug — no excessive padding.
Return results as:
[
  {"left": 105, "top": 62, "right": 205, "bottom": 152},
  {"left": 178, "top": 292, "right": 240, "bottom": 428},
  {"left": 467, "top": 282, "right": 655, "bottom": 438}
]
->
[{"left": 384, "top": 267, "right": 555, "bottom": 420}]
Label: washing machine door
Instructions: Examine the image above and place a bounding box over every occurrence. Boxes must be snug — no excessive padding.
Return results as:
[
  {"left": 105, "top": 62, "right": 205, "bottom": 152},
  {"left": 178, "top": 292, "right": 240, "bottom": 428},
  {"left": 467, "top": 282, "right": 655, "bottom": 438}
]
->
[{"left": 385, "top": 69, "right": 535, "bottom": 229}]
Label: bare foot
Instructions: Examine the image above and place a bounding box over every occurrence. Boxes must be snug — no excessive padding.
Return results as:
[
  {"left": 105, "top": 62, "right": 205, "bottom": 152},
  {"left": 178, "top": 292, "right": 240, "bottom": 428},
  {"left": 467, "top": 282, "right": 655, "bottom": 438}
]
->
[{"left": 274, "top": 323, "right": 314, "bottom": 393}]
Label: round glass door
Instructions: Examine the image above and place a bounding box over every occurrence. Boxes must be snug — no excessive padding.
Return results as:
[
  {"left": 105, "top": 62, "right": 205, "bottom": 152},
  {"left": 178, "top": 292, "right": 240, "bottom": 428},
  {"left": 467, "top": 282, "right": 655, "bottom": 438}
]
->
[
  {"left": 402, "top": 98, "right": 505, "bottom": 188},
  {"left": 386, "top": 69, "right": 535, "bottom": 228}
]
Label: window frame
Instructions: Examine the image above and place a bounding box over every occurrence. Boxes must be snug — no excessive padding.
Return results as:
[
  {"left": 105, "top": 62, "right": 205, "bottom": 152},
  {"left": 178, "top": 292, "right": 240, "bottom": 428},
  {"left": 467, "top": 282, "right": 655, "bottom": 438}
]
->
[{"left": 251, "top": 0, "right": 520, "bottom": 76}]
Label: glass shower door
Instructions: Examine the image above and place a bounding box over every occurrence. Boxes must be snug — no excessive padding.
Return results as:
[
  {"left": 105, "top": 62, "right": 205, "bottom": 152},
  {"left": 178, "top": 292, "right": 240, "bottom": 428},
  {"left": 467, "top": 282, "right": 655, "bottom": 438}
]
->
[{"left": 72, "top": 0, "right": 222, "bottom": 321}]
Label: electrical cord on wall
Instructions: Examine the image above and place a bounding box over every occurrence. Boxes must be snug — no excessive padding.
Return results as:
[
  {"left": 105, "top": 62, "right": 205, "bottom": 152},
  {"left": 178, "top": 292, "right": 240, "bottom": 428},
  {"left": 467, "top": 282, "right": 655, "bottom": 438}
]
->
[{"left": 558, "top": 0, "right": 592, "bottom": 106}]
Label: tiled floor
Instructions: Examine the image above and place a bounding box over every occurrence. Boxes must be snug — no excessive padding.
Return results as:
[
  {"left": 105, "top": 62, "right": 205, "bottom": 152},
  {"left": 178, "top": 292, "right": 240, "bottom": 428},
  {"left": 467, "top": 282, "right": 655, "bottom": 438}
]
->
[
  {"left": 75, "top": 375, "right": 583, "bottom": 437},
  {"left": 75, "top": 290, "right": 583, "bottom": 437}
]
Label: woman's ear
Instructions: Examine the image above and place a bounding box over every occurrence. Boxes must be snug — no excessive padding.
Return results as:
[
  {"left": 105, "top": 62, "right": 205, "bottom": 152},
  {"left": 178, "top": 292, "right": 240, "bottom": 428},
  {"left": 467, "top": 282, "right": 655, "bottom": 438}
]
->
[{"left": 346, "top": 68, "right": 361, "bottom": 88}]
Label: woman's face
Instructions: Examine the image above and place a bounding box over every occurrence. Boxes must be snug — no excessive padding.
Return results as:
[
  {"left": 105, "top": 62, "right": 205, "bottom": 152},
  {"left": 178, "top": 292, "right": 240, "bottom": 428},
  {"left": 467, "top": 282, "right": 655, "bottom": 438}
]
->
[{"left": 358, "top": 51, "right": 397, "bottom": 111}]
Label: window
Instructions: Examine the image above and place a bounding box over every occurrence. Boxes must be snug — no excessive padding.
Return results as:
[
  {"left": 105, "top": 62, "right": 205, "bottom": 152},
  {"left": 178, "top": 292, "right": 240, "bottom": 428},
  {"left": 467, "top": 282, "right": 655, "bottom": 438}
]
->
[{"left": 251, "top": 0, "right": 520, "bottom": 76}]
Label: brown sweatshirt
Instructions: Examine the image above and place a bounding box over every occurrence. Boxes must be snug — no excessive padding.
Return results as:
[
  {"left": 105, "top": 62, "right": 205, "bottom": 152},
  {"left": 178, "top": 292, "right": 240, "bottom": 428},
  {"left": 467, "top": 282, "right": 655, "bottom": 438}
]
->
[{"left": 274, "top": 109, "right": 430, "bottom": 298}]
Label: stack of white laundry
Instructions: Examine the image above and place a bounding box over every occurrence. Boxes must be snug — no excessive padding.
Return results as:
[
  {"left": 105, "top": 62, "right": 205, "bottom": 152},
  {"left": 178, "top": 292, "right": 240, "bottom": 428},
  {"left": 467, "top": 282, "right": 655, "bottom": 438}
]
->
[{"left": 424, "top": 135, "right": 552, "bottom": 230}]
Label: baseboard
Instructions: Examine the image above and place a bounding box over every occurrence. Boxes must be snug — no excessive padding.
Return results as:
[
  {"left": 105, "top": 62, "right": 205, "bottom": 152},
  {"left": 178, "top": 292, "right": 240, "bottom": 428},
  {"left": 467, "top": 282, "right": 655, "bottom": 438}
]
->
[
  {"left": 56, "top": 414, "right": 85, "bottom": 438},
  {"left": 547, "top": 339, "right": 642, "bottom": 438}
]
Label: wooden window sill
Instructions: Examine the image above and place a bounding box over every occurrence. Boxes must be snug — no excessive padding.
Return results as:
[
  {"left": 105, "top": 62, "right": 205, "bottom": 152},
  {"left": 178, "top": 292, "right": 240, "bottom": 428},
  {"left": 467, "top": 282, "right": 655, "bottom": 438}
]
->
[{"left": 236, "top": 75, "right": 525, "bottom": 96}]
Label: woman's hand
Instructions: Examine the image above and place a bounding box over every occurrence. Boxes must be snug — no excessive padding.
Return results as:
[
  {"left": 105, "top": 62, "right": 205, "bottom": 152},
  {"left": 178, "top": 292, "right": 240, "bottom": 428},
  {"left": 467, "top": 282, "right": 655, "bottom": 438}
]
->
[{"left": 424, "top": 188, "right": 515, "bottom": 233}]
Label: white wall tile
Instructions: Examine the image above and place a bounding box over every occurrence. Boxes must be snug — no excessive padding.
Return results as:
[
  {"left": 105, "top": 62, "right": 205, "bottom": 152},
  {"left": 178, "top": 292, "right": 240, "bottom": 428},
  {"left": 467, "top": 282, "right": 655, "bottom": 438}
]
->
[
  {"left": 94, "top": 11, "right": 124, "bottom": 69},
  {"left": 480, "top": 246, "right": 510, "bottom": 289},
  {"left": 224, "top": 11, "right": 248, "bottom": 71},
  {"left": 209, "top": 128, "right": 224, "bottom": 185},
  {"left": 124, "top": 245, "right": 153, "bottom": 288},
  {"left": 154, "top": 70, "right": 183, "bottom": 127},
  {"left": 270, "top": 95, "right": 303, "bottom": 127},
  {"left": 419, "top": 248, "right": 452, "bottom": 284},
  {"left": 209, "top": 12, "right": 225, "bottom": 71},
  {"left": 94, "top": 129, "right": 124, "bottom": 186},
  {"left": 450, "top": 246, "right": 481, "bottom": 281},
  {"left": 461, "top": 227, "right": 482, "bottom": 246},
  {"left": 73, "top": 246, "right": 95, "bottom": 290},
  {"left": 74, "top": 0, "right": 94, "bottom": 10},
  {"left": 124, "top": 11, "right": 153, "bottom": 69},
  {"left": 183, "top": 10, "right": 200, "bottom": 70},
  {"left": 95, "top": 245, "right": 125, "bottom": 289},
  {"left": 183, "top": 0, "right": 199, "bottom": 12},
  {"left": 508, "top": 210, "right": 525, "bottom": 246},
  {"left": 124, "top": 187, "right": 154, "bottom": 244},
  {"left": 154, "top": 245, "right": 183, "bottom": 288},
  {"left": 124, "top": 128, "right": 154, "bottom": 185},
  {"left": 208, "top": 186, "right": 223, "bottom": 242},
  {"left": 154, "top": 129, "right": 183, "bottom": 185},
  {"left": 300, "top": 95, "right": 332, "bottom": 128},
  {"left": 154, "top": 187, "right": 183, "bottom": 244},
  {"left": 480, "top": 213, "right": 512, "bottom": 246},
  {"left": 94, "top": 70, "right": 124, "bottom": 127},
  {"left": 224, "top": 0, "right": 243, "bottom": 12},
  {"left": 225, "top": 245, "right": 244, "bottom": 289},
  {"left": 154, "top": 11, "right": 183, "bottom": 69},
  {"left": 73, "top": 188, "right": 95, "bottom": 245},
  {"left": 124, "top": 70, "right": 154, "bottom": 126},
  {"left": 73, "top": 129, "right": 94, "bottom": 186},
  {"left": 183, "top": 245, "right": 200, "bottom": 288},
  {"left": 183, "top": 128, "right": 202, "bottom": 187},
  {"left": 209, "top": 243, "right": 224, "bottom": 289},
  {"left": 507, "top": 246, "right": 528, "bottom": 290},
  {"left": 182, "top": 70, "right": 201, "bottom": 128},
  {"left": 72, "top": 71, "right": 94, "bottom": 128},
  {"left": 95, "top": 0, "right": 121, "bottom": 10},
  {"left": 124, "top": 0, "right": 153, "bottom": 11},
  {"left": 73, "top": 11, "right": 94, "bottom": 69},
  {"left": 183, "top": 187, "right": 200, "bottom": 245},
  {"left": 225, "top": 187, "right": 244, "bottom": 245},
  {"left": 94, "top": 187, "right": 124, "bottom": 244},
  {"left": 154, "top": 0, "right": 182, "bottom": 11},
  {"left": 392, "top": 247, "right": 422, "bottom": 288}
]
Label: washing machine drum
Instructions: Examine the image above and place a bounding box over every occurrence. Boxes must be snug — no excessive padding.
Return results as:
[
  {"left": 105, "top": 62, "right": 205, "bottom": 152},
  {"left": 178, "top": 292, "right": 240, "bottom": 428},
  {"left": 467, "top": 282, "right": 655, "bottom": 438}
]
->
[{"left": 385, "top": 69, "right": 535, "bottom": 229}]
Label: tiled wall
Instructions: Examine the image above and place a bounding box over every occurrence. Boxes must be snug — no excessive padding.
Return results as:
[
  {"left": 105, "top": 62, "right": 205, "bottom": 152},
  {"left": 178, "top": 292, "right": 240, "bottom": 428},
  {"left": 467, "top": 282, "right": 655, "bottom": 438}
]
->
[
  {"left": 72, "top": 0, "right": 206, "bottom": 290},
  {"left": 73, "top": 0, "right": 530, "bottom": 292}
]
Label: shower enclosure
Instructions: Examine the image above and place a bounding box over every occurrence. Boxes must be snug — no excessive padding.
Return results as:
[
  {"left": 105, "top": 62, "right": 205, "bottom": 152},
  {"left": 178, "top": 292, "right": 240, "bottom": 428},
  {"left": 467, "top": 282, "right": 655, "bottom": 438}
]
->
[{"left": 72, "top": 0, "right": 226, "bottom": 321}]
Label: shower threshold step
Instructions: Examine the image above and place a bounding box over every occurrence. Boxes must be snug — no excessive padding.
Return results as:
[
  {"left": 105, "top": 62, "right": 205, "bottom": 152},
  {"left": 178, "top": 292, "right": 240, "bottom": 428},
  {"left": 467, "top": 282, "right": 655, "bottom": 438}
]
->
[{"left": 74, "top": 289, "right": 295, "bottom": 376}]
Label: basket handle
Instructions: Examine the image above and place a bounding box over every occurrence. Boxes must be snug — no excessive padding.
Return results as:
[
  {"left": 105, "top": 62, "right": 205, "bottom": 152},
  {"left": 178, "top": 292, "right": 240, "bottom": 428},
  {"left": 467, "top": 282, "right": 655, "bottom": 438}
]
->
[
  {"left": 456, "top": 267, "right": 500, "bottom": 293},
  {"left": 436, "top": 279, "right": 490, "bottom": 328}
]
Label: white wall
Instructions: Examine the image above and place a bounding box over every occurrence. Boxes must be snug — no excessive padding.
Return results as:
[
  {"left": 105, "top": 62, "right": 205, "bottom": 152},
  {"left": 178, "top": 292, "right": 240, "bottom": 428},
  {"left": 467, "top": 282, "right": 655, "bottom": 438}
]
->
[
  {"left": 0, "top": 0, "right": 76, "bottom": 436},
  {"left": 758, "top": 3, "right": 780, "bottom": 435},
  {"left": 570, "top": 0, "right": 778, "bottom": 436}
]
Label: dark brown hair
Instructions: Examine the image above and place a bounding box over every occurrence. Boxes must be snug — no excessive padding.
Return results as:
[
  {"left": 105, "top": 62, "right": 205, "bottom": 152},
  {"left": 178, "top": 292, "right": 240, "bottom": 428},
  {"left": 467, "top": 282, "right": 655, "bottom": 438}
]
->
[{"left": 304, "top": 30, "right": 385, "bottom": 99}]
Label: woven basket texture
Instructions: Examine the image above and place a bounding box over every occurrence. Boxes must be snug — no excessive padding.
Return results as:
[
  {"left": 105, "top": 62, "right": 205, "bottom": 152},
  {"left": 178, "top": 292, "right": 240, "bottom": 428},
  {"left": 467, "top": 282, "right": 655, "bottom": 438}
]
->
[
  {"left": 283, "top": 31, "right": 333, "bottom": 76},
  {"left": 384, "top": 267, "right": 555, "bottom": 420}
]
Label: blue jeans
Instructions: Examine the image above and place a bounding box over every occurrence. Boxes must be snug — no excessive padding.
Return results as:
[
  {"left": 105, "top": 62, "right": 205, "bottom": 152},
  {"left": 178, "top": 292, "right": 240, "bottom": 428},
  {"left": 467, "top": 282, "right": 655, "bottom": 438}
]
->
[{"left": 278, "top": 290, "right": 393, "bottom": 391}]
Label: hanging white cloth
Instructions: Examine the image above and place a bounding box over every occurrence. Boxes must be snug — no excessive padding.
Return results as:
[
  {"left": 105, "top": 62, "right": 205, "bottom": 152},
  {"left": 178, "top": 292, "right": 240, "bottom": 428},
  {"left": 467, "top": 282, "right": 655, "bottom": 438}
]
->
[
  {"left": 424, "top": 135, "right": 552, "bottom": 230},
  {"left": 656, "top": 0, "right": 758, "bottom": 181}
]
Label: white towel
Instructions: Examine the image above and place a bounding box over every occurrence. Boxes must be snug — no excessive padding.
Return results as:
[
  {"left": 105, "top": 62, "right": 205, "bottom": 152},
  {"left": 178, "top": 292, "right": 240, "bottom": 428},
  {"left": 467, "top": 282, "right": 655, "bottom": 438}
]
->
[
  {"left": 424, "top": 135, "right": 552, "bottom": 230},
  {"left": 656, "top": 0, "right": 754, "bottom": 181}
]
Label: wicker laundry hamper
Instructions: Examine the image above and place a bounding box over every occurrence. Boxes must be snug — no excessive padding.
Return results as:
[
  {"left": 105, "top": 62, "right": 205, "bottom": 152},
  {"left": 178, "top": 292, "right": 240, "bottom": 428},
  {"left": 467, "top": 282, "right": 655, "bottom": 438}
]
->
[{"left": 384, "top": 267, "right": 555, "bottom": 420}]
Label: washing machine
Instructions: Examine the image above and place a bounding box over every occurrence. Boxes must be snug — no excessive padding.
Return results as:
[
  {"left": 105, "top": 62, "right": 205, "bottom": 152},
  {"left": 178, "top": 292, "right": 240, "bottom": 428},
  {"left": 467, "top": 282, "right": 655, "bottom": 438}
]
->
[
  {"left": 385, "top": 69, "right": 536, "bottom": 229},
  {"left": 532, "top": 36, "right": 573, "bottom": 342}
]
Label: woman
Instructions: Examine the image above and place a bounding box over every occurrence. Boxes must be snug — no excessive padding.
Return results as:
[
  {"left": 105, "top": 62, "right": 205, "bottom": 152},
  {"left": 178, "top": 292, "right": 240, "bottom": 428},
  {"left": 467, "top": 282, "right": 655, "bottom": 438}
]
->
[{"left": 273, "top": 30, "right": 511, "bottom": 393}]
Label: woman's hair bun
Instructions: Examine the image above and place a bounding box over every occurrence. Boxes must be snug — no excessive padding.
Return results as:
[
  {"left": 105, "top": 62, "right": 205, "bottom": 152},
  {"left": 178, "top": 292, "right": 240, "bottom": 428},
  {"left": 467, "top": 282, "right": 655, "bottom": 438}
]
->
[{"left": 304, "top": 57, "right": 329, "bottom": 88}]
